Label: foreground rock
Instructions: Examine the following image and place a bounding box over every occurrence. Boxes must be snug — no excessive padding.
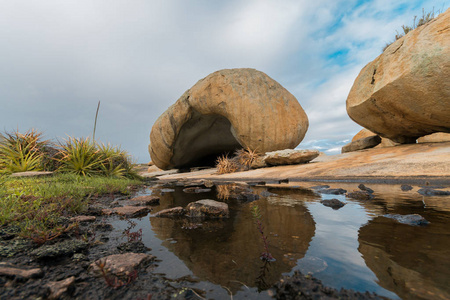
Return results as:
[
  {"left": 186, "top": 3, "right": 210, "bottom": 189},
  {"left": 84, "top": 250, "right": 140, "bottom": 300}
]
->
[
  {"left": 154, "top": 207, "right": 186, "bottom": 217},
  {"left": 342, "top": 135, "right": 381, "bottom": 153},
  {"left": 186, "top": 200, "right": 229, "bottom": 218},
  {"left": 346, "top": 9, "right": 450, "bottom": 143},
  {"left": 45, "top": 276, "right": 75, "bottom": 299},
  {"left": 383, "top": 214, "right": 429, "bottom": 226},
  {"left": 31, "top": 239, "right": 88, "bottom": 259},
  {"left": 90, "top": 253, "right": 154, "bottom": 277},
  {"left": 273, "top": 271, "right": 384, "bottom": 300},
  {"left": 321, "top": 199, "right": 346, "bottom": 210},
  {"left": 149, "top": 68, "right": 309, "bottom": 170},
  {"left": 263, "top": 149, "right": 319, "bottom": 166},
  {"left": 0, "top": 262, "right": 43, "bottom": 279}
]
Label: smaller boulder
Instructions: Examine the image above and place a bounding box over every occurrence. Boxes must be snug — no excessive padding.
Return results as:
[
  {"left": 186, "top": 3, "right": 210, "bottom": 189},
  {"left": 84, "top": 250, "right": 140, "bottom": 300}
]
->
[
  {"left": 321, "top": 199, "right": 346, "bottom": 210},
  {"left": 264, "top": 149, "right": 319, "bottom": 166},
  {"left": 417, "top": 188, "right": 450, "bottom": 196},
  {"left": 341, "top": 136, "right": 381, "bottom": 153},
  {"left": 417, "top": 132, "right": 450, "bottom": 143},
  {"left": 186, "top": 200, "right": 229, "bottom": 218},
  {"left": 383, "top": 214, "right": 429, "bottom": 226},
  {"left": 154, "top": 207, "right": 186, "bottom": 217}
]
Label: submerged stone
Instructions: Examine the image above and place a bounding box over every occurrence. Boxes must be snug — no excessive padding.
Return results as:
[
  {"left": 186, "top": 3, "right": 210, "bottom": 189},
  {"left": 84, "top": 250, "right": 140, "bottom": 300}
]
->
[
  {"left": 383, "top": 214, "right": 429, "bottom": 226},
  {"left": 321, "top": 199, "right": 346, "bottom": 210}
]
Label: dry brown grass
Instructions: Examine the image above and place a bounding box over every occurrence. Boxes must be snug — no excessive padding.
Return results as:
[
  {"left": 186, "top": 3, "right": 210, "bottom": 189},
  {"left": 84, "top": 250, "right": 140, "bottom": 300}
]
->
[
  {"left": 216, "top": 155, "right": 239, "bottom": 174},
  {"left": 235, "top": 147, "right": 259, "bottom": 170}
]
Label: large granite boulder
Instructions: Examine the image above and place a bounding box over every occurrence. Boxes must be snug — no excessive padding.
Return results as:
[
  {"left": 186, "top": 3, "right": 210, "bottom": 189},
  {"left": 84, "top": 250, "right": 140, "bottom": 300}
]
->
[
  {"left": 149, "top": 68, "right": 308, "bottom": 170},
  {"left": 346, "top": 9, "right": 450, "bottom": 144}
]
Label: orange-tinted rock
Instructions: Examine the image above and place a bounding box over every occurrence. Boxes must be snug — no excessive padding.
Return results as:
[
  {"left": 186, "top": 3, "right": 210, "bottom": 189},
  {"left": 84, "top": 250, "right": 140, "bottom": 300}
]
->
[
  {"left": 149, "top": 68, "right": 308, "bottom": 170},
  {"left": 347, "top": 9, "right": 450, "bottom": 143},
  {"left": 418, "top": 132, "right": 450, "bottom": 143}
]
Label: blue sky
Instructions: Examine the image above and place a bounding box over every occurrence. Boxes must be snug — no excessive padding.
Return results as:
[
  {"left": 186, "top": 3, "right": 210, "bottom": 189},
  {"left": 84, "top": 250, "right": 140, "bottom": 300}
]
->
[{"left": 0, "top": 0, "right": 447, "bottom": 162}]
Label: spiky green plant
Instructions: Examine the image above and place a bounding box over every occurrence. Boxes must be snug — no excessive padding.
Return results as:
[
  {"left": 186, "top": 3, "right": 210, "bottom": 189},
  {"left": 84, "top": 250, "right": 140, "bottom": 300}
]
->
[
  {"left": 58, "top": 137, "right": 104, "bottom": 176},
  {"left": 97, "top": 143, "right": 127, "bottom": 178},
  {"left": 0, "top": 129, "right": 49, "bottom": 173}
]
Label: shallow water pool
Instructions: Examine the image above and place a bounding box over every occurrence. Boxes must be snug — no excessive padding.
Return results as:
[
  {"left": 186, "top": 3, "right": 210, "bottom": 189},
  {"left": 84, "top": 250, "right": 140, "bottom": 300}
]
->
[{"left": 113, "top": 182, "right": 450, "bottom": 299}]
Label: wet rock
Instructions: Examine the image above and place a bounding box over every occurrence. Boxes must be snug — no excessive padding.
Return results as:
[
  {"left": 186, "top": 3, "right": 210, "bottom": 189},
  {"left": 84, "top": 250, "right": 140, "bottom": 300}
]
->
[
  {"left": 347, "top": 190, "right": 373, "bottom": 200},
  {"left": 70, "top": 215, "right": 96, "bottom": 223},
  {"left": 90, "top": 253, "right": 155, "bottom": 277},
  {"left": 113, "top": 206, "right": 151, "bottom": 218},
  {"left": 0, "top": 262, "right": 43, "bottom": 279},
  {"left": 316, "top": 188, "right": 347, "bottom": 195},
  {"left": 401, "top": 184, "right": 413, "bottom": 191},
  {"left": 358, "top": 184, "right": 374, "bottom": 194},
  {"left": 154, "top": 207, "right": 186, "bottom": 217},
  {"left": 264, "top": 149, "right": 319, "bottom": 166},
  {"left": 236, "top": 193, "right": 260, "bottom": 202},
  {"left": 383, "top": 214, "right": 430, "bottom": 226},
  {"left": 93, "top": 223, "right": 114, "bottom": 231},
  {"left": 129, "top": 195, "right": 160, "bottom": 205},
  {"left": 341, "top": 136, "right": 381, "bottom": 153},
  {"left": 310, "top": 185, "right": 330, "bottom": 190},
  {"left": 321, "top": 199, "right": 346, "bottom": 210},
  {"left": 117, "top": 241, "right": 150, "bottom": 253},
  {"left": 417, "top": 188, "right": 450, "bottom": 196},
  {"left": 183, "top": 187, "right": 212, "bottom": 193},
  {"left": 186, "top": 200, "right": 229, "bottom": 218},
  {"left": 45, "top": 276, "right": 75, "bottom": 299},
  {"left": 274, "top": 271, "right": 384, "bottom": 300},
  {"left": 0, "top": 238, "right": 33, "bottom": 258},
  {"left": 260, "top": 191, "right": 278, "bottom": 197},
  {"left": 31, "top": 239, "right": 88, "bottom": 260}
]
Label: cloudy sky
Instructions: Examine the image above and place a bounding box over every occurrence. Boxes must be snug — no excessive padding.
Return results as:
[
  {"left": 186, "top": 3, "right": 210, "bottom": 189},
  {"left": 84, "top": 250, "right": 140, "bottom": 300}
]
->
[{"left": 0, "top": 0, "right": 447, "bottom": 162}]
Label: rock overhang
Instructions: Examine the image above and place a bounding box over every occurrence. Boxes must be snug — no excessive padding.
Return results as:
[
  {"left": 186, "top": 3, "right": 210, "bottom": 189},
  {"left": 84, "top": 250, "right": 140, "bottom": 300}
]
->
[{"left": 149, "top": 68, "right": 309, "bottom": 170}]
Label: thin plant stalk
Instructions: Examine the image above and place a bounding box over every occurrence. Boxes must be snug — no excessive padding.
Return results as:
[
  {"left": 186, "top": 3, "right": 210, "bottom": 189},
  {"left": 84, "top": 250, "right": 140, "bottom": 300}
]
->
[{"left": 93, "top": 101, "right": 100, "bottom": 141}]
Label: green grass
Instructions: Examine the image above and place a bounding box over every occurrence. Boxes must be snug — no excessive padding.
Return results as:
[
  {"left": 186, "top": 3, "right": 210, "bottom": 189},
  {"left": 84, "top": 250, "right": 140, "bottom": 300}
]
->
[{"left": 0, "top": 173, "right": 144, "bottom": 243}]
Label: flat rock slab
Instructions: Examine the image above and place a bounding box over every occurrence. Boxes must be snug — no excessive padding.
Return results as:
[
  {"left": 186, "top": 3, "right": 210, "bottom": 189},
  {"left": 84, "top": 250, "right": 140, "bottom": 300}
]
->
[
  {"left": 154, "top": 143, "right": 450, "bottom": 184},
  {"left": 90, "top": 253, "right": 154, "bottom": 277},
  {"left": 417, "top": 188, "right": 450, "bottom": 196},
  {"left": 153, "top": 207, "right": 185, "bottom": 217},
  {"left": 129, "top": 195, "right": 160, "bottom": 205},
  {"left": 113, "top": 206, "right": 151, "bottom": 218},
  {"left": 186, "top": 199, "right": 229, "bottom": 218},
  {"left": 383, "top": 214, "right": 429, "bottom": 226},
  {"left": 264, "top": 149, "right": 320, "bottom": 166},
  {"left": 70, "top": 215, "right": 96, "bottom": 223},
  {"left": 0, "top": 262, "right": 43, "bottom": 279},
  {"left": 45, "top": 276, "right": 75, "bottom": 299},
  {"left": 31, "top": 239, "right": 88, "bottom": 259},
  {"left": 10, "top": 171, "right": 53, "bottom": 178}
]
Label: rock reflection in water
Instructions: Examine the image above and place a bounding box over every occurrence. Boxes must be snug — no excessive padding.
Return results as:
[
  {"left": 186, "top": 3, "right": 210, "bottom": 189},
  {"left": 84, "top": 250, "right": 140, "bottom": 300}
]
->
[
  {"left": 149, "top": 187, "right": 316, "bottom": 292},
  {"left": 358, "top": 196, "right": 450, "bottom": 300}
]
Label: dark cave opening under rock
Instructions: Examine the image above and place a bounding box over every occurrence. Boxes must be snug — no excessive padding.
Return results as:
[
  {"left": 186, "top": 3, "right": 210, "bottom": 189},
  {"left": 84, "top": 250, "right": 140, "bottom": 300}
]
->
[{"left": 171, "top": 112, "right": 242, "bottom": 169}]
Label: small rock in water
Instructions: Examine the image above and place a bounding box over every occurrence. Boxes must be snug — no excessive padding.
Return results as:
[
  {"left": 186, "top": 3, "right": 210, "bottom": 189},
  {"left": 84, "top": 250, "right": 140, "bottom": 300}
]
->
[
  {"left": 154, "top": 207, "right": 186, "bottom": 218},
  {"left": 383, "top": 214, "right": 429, "bottom": 226},
  {"left": 417, "top": 188, "right": 450, "bottom": 196},
  {"left": 183, "top": 187, "right": 212, "bottom": 193},
  {"left": 236, "top": 193, "right": 260, "bottom": 202},
  {"left": 129, "top": 195, "right": 160, "bottom": 205},
  {"left": 321, "top": 199, "right": 346, "bottom": 210},
  {"left": 401, "top": 184, "right": 413, "bottom": 191},
  {"left": 317, "top": 188, "right": 347, "bottom": 195},
  {"left": 186, "top": 200, "right": 229, "bottom": 218},
  {"left": 347, "top": 190, "right": 373, "bottom": 200},
  {"left": 358, "top": 184, "right": 374, "bottom": 194}
]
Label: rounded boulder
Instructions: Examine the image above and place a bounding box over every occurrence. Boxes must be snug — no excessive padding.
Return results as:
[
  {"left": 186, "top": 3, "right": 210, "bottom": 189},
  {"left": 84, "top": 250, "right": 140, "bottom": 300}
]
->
[
  {"left": 346, "top": 9, "right": 450, "bottom": 144},
  {"left": 149, "top": 68, "right": 308, "bottom": 170}
]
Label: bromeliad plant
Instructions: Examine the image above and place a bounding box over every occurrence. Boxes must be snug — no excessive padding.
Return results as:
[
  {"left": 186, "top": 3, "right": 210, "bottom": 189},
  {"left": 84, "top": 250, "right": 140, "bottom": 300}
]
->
[{"left": 0, "top": 129, "right": 49, "bottom": 173}]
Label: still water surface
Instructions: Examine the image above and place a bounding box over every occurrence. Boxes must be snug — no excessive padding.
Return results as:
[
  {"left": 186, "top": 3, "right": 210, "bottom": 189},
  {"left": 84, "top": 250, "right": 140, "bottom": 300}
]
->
[{"left": 113, "top": 182, "right": 450, "bottom": 299}]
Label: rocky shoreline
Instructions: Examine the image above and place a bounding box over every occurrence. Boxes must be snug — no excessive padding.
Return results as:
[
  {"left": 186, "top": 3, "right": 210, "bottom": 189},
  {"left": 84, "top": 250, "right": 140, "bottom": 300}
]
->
[{"left": 0, "top": 179, "right": 399, "bottom": 300}]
